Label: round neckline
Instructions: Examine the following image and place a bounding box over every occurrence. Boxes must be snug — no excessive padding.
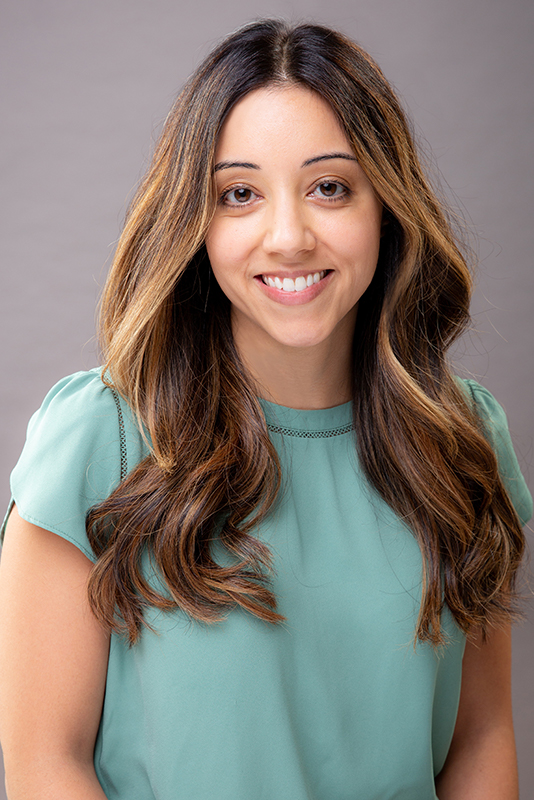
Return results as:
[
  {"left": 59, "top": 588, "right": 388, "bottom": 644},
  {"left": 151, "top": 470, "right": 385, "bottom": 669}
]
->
[{"left": 258, "top": 396, "right": 353, "bottom": 434}]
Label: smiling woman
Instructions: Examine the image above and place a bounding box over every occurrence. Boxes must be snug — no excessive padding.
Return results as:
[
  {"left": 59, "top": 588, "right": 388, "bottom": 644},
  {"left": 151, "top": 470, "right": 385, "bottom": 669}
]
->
[
  {"left": 206, "top": 85, "right": 383, "bottom": 400},
  {"left": 0, "top": 18, "right": 531, "bottom": 800}
]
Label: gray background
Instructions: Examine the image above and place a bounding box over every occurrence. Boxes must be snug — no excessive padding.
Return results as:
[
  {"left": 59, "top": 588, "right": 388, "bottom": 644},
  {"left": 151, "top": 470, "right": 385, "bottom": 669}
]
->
[{"left": 1, "top": 0, "right": 532, "bottom": 795}]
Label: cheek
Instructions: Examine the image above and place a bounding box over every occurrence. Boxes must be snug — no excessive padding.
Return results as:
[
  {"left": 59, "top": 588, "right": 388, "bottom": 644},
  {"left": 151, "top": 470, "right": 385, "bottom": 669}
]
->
[
  {"left": 205, "top": 228, "right": 245, "bottom": 304},
  {"left": 206, "top": 217, "right": 257, "bottom": 266},
  {"left": 205, "top": 226, "right": 231, "bottom": 284},
  {"left": 321, "top": 201, "right": 382, "bottom": 259},
  {"left": 335, "top": 222, "right": 382, "bottom": 278}
]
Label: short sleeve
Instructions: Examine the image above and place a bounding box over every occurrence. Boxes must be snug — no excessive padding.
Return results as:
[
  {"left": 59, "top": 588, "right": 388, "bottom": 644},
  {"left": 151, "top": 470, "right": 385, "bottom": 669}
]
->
[
  {"left": 1, "top": 368, "right": 148, "bottom": 561},
  {"left": 461, "top": 379, "right": 533, "bottom": 526}
]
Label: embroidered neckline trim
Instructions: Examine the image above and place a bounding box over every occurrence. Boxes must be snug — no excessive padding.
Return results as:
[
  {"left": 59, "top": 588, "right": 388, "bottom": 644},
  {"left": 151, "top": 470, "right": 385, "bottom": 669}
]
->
[{"left": 266, "top": 422, "right": 354, "bottom": 439}]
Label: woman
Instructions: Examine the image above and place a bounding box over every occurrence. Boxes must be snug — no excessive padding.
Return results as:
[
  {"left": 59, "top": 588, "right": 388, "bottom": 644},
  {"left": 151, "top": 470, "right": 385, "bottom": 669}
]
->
[{"left": 0, "top": 19, "right": 531, "bottom": 800}]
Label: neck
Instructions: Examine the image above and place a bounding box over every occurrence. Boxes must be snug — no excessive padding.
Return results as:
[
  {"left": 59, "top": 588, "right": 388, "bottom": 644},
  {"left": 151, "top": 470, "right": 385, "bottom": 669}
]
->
[{"left": 232, "top": 314, "right": 355, "bottom": 410}]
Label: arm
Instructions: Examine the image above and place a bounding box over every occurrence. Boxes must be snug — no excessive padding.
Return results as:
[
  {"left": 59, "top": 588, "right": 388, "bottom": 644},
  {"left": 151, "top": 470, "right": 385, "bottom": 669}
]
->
[
  {"left": 434, "top": 624, "right": 518, "bottom": 800},
  {"left": 0, "top": 506, "right": 110, "bottom": 799}
]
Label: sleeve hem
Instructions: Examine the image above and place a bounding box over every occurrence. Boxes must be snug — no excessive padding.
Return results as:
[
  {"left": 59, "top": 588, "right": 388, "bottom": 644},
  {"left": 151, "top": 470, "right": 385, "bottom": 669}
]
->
[{"left": 2, "top": 498, "right": 97, "bottom": 563}]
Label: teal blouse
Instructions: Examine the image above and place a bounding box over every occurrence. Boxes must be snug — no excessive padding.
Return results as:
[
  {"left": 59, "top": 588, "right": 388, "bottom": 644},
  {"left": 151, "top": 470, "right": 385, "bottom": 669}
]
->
[{"left": 2, "top": 369, "right": 532, "bottom": 800}]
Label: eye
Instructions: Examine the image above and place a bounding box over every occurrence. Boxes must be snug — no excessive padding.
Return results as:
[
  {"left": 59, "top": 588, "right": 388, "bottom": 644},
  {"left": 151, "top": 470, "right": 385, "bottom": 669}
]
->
[
  {"left": 220, "top": 186, "right": 258, "bottom": 206},
  {"left": 311, "top": 181, "right": 350, "bottom": 200}
]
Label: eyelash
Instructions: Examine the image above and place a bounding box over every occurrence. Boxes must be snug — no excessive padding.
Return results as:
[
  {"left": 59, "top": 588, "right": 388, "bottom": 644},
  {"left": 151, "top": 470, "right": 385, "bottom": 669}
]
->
[
  {"left": 219, "top": 185, "right": 258, "bottom": 207},
  {"left": 218, "top": 180, "right": 351, "bottom": 207},
  {"left": 310, "top": 181, "right": 351, "bottom": 201}
]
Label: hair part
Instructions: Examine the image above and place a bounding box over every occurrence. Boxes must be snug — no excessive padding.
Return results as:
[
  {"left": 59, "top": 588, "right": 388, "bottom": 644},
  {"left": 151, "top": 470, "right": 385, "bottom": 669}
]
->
[{"left": 87, "top": 19, "right": 524, "bottom": 645}]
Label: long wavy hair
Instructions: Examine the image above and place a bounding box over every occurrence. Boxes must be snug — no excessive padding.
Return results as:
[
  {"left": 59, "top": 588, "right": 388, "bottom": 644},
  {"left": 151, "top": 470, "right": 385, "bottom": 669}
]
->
[{"left": 87, "top": 19, "right": 525, "bottom": 645}]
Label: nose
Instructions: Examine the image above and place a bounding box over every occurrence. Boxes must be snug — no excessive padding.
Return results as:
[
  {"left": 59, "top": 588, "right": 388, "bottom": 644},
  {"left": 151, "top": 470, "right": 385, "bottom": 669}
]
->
[{"left": 262, "top": 197, "right": 316, "bottom": 259}]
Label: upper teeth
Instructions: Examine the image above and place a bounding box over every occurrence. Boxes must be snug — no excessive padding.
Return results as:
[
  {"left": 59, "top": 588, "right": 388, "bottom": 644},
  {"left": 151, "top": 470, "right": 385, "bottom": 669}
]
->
[{"left": 262, "top": 271, "right": 326, "bottom": 292}]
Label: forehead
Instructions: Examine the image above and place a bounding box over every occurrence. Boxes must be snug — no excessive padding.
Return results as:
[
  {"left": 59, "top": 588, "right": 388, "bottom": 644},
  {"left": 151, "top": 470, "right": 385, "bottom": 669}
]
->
[{"left": 215, "top": 85, "right": 352, "bottom": 160}]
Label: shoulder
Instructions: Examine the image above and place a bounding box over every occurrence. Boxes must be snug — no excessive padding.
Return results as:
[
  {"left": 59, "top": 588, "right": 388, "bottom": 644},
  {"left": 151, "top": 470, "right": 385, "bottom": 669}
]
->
[
  {"left": 4, "top": 368, "right": 149, "bottom": 560},
  {"left": 22, "top": 368, "right": 132, "bottom": 472},
  {"left": 457, "top": 378, "right": 508, "bottom": 429},
  {"left": 22, "top": 367, "right": 146, "bottom": 458},
  {"left": 457, "top": 378, "right": 519, "bottom": 453},
  {"left": 456, "top": 378, "right": 533, "bottom": 525},
  {"left": 32, "top": 366, "right": 119, "bottom": 418}
]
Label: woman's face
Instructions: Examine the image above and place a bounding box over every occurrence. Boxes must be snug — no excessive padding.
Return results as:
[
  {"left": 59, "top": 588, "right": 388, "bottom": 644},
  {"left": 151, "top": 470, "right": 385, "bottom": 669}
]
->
[{"left": 205, "top": 85, "right": 383, "bottom": 353}]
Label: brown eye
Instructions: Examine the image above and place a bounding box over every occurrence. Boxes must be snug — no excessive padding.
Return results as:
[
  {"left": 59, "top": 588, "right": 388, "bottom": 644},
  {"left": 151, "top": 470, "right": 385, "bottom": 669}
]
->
[
  {"left": 223, "top": 187, "right": 255, "bottom": 205},
  {"left": 319, "top": 182, "right": 338, "bottom": 196},
  {"left": 234, "top": 188, "right": 252, "bottom": 202},
  {"left": 312, "top": 181, "right": 348, "bottom": 200}
]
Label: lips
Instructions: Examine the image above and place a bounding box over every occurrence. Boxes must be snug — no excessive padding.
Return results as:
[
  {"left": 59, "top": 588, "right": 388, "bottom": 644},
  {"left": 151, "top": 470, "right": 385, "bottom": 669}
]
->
[
  {"left": 260, "top": 270, "right": 328, "bottom": 292},
  {"left": 254, "top": 268, "right": 333, "bottom": 306}
]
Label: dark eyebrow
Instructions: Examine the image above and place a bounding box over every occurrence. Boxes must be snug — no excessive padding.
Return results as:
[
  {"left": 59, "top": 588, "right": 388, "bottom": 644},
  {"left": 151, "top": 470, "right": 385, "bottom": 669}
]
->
[
  {"left": 214, "top": 160, "right": 260, "bottom": 172},
  {"left": 301, "top": 152, "right": 358, "bottom": 168},
  {"left": 213, "top": 152, "right": 358, "bottom": 173}
]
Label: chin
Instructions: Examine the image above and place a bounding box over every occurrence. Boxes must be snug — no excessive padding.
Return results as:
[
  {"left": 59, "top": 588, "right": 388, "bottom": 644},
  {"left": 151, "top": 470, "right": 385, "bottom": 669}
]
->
[{"left": 270, "top": 329, "right": 332, "bottom": 350}]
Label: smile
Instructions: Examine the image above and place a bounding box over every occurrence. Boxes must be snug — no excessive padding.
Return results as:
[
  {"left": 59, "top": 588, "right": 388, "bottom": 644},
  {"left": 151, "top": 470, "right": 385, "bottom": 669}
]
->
[{"left": 261, "top": 271, "right": 327, "bottom": 292}]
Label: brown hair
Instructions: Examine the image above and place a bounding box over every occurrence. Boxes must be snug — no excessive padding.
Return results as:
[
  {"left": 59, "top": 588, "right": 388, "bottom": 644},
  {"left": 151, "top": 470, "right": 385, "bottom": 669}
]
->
[{"left": 87, "top": 19, "right": 525, "bottom": 645}]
